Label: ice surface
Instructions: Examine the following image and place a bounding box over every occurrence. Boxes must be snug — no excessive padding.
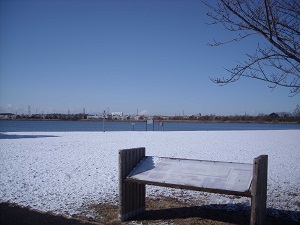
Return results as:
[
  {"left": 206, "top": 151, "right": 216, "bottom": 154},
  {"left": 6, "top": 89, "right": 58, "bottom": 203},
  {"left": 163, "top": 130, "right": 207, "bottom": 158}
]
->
[{"left": 1, "top": 130, "right": 300, "bottom": 217}]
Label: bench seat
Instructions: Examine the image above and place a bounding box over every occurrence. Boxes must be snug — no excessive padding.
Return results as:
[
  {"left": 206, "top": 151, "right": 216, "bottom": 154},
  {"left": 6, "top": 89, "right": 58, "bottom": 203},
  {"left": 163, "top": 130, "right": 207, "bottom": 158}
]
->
[
  {"left": 126, "top": 156, "right": 253, "bottom": 197},
  {"left": 118, "top": 148, "right": 267, "bottom": 225}
]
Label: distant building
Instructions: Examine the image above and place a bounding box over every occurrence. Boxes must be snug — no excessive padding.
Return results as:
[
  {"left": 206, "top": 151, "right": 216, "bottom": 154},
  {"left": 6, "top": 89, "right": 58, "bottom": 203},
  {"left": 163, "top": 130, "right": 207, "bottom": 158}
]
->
[
  {"left": 87, "top": 115, "right": 101, "bottom": 120},
  {"left": 112, "top": 112, "right": 123, "bottom": 119},
  {"left": 0, "top": 113, "right": 16, "bottom": 119},
  {"left": 193, "top": 113, "right": 202, "bottom": 119}
]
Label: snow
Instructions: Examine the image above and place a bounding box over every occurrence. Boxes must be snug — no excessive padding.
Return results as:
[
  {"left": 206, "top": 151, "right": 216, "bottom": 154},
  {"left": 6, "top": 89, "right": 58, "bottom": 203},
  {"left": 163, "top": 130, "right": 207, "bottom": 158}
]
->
[{"left": 0, "top": 130, "right": 300, "bottom": 220}]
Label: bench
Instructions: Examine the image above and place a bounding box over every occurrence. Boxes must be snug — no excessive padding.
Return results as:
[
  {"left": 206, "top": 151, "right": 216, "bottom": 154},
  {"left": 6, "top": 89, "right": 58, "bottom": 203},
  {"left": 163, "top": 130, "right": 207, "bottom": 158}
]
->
[{"left": 119, "top": 148, "right": 268, "bottom": 225}]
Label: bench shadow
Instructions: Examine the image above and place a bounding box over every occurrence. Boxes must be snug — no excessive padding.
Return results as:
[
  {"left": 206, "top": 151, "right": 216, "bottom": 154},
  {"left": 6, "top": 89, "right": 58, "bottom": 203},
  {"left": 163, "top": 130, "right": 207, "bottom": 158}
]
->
[
  {"left": 132, "top": 203, "right": 300, "bottom": 225},
  {"left": 0, "top": 133, "right": 59, "bottom": 139},
  {"left": 0, "top": 203, "right": 95, "bottom": 225}
]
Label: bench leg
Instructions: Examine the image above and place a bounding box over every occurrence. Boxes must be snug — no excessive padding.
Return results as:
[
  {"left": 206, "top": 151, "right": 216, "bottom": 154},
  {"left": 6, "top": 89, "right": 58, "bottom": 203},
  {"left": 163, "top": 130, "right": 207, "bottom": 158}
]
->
[
  {"left": 250, "top": 155, "right": 268, "bottom": 225},
  {"left": 119, "top": 148, "right": 146, "bottom": 221}
]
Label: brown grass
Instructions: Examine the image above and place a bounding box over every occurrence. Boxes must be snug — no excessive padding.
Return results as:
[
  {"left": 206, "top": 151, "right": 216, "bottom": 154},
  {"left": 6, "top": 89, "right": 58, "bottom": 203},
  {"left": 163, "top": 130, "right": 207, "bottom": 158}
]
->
[
  {"left": 1, "top": 197, "right": 299, "bottom": 225},
  {"left": 86, "top": 196, "right": 299, "bottom": 225}
]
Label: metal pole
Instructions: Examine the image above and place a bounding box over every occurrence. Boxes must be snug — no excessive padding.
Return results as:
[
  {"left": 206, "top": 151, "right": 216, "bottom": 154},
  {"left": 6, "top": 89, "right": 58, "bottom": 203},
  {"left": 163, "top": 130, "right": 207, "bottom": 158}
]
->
[
  {"left": 102, "top": 110, "right": 106, "bottom": 132},
  {"left": 103, "top": 117, "right": 105, "bottom": 132}
]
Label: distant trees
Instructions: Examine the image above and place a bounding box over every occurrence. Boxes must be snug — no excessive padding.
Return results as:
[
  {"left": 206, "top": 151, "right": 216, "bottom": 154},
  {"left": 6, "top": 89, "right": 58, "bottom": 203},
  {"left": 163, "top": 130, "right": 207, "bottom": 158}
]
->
[
  {"left": 269, "top": 112, "right": 280, "bottom": 120},
  {"left": 294, "top": 104, "right": 300, "bottom": 116},
  {"left": 204, "top": 0, "right": 300, "bottom": 95},
  {"left": 4, "top": 106, "right": 300, "bottom": 123}
]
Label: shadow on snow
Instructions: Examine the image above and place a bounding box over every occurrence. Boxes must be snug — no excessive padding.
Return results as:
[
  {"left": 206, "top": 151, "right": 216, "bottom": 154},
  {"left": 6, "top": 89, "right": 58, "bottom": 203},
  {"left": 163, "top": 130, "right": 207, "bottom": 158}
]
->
[{"left": 0, "top": 133, "right": 59, "bottom": 139}]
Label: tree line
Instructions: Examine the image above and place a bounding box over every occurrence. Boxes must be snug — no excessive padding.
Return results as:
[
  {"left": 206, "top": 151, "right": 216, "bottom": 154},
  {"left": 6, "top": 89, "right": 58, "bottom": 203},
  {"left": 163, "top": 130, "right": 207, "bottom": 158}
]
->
[
  {"left": 9, "top": 112, "right": 300, "bottom": 123},
  {"left": 157, "top": 113, "right": 299, "bottom": 123}
]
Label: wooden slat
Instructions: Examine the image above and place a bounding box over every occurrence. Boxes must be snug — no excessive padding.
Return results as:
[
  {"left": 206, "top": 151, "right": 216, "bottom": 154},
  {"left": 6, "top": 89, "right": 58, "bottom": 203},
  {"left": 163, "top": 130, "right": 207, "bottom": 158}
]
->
[
  {"left": 125, "top": 178, "right": 252, "bottom": 197},
  {"left": 250, "top": 155, "right": 268, "bottom": 225},
  {"left": 118, "top": 148, "right": 146, "bottom": 221}
]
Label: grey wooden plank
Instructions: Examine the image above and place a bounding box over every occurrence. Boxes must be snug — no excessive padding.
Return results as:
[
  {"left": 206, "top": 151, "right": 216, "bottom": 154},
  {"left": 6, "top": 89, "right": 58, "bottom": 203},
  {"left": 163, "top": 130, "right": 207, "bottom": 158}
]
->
[
  {"left": 250, "top": 155, "right": 268, "bottom": 225},
  {"left": 119, "top": 148, "right": 146, "bottom": 222},
  {"left": 127, "top": 156, "right": 253, "bottom": 194}
]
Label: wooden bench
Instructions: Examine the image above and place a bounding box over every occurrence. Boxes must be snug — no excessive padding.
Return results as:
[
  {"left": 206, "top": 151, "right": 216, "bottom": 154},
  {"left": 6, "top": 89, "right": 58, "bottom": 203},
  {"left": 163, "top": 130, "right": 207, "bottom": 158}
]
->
[{"left": 119, "top": 148, "right": 268, "bottom": 225}]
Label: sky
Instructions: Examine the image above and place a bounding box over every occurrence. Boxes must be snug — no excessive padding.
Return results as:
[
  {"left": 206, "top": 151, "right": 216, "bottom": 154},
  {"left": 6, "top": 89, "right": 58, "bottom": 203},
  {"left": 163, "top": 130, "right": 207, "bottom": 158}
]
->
[{"left": 1, "top": 0, "right": 299, "bottom": 116}]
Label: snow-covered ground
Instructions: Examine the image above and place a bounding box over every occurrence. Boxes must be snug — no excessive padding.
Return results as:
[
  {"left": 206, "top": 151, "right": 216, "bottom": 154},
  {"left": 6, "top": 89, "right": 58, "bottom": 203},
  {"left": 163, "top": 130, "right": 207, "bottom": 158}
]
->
[{"left": 0, "top": 131, "right": 299, "bottom": 220}]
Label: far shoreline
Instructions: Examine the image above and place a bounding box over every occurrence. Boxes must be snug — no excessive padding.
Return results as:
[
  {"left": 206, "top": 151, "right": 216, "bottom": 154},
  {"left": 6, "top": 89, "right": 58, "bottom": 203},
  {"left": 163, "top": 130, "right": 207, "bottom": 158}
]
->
[{"left": 1, "top": 118, "right": 299, "bottom": 124}]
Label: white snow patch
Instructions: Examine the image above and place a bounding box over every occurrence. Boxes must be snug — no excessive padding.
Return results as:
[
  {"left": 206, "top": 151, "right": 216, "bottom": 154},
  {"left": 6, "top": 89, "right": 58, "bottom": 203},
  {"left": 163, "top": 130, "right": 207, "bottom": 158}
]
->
[{"left": 0, "top": 130, "right": 300, "bottom": 219}]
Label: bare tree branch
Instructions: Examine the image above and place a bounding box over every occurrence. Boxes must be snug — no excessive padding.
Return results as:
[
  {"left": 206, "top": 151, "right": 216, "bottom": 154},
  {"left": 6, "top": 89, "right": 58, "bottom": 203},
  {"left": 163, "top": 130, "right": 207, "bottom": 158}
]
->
[{"left": 204, "top": 0, "right": 300, "bottom": 95}]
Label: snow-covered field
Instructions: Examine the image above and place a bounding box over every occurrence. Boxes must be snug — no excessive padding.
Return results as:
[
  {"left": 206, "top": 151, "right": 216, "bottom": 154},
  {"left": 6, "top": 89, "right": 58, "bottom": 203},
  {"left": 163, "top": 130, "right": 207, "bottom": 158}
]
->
[{"left": 1, "top": 130, "right": 299, "bottom": 220}]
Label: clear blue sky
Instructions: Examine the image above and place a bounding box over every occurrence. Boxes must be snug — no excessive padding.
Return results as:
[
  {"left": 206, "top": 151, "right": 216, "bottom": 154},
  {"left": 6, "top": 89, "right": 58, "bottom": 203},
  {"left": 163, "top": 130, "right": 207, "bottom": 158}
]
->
[{"left": 1, "top": 0, "right": 299, "bottom": 116}]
